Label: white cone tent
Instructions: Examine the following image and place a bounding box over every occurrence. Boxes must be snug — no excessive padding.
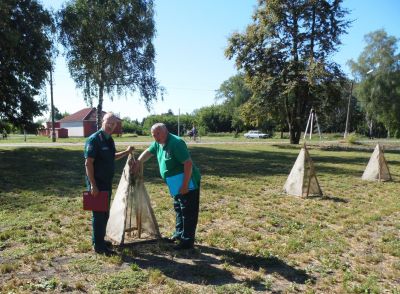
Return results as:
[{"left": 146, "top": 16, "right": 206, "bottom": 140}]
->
[
  {"left": 106, "top": 154, "right": 161, "bottom": 245},
  {"left": 284, "top": 144, "right": 323, "bottom": 197},
  {"left": 362, "top": 144, "right": 392, "bottom": 182}
]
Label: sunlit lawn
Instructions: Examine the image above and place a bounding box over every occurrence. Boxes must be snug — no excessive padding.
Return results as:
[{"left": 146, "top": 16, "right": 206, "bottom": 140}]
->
[{"left": 0, "top": 143, "right": 399, "bottom": 293}]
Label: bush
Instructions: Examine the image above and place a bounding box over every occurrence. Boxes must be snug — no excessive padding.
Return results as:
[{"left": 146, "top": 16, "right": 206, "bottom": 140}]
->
[{"left": 345, "top": 133, "right": 359, "bottom": 144}]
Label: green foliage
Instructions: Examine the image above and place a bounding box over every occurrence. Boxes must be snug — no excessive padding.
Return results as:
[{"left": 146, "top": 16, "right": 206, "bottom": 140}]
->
[
  {"left": 0, "top": 263, "right": 18, "bottom": 274},
  {"left": 216, "top": 73, "right": 252, "bottom": 107},
  {"left": 215, "top": 73, "right": 255, "bottom": 133},
  {"left": 130, "top": 263, "right": 140, "bottom": 271},
  {"left": 121, "top": 117, "right": 143, "bottom": 135},
  {"left": 352, "top": 275, "right": 381, "bottom": 294},
  {"left": 0, "top": 0, "right": 54, "bottom": 127},
  {"left": 50, "top": 106, "right": 69, "bottom": 121},
  {"left": 96, "top": 269, "right": 148, "bottom": 292},
  {"left": 58, "top": 0, "right": 161, "bottom": 128},
  {"left": 142, "top": 112, "right": 195, "bottom": 135},
  {"left": 349, "top": 29, "right": 400, "bottom": 138},
  {"left": 345, "top": 133, "right": 359, "bottom": 144},
  {"left": 215, "top": 284, "right": 253, "bottom": 294},
  {"left": 195, "top": 104, "right": 232, "bottom": 133},
  {"left": 226, "top": 0, "right": 350, "bottom": 143}
]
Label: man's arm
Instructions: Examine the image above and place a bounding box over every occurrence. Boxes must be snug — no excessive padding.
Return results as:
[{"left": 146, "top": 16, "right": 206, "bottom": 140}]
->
[
  {"left": 131, "top": 149, "right": 153, "bottom": 174},
  {"left": 115, "top": 146, "right": 134, "bottom": 160},
  {"left": 179, "top": 159, "right": 193, "bottom": 195},
  {"left": 85, "top": 157, "right": 99, "bottom": 196}
]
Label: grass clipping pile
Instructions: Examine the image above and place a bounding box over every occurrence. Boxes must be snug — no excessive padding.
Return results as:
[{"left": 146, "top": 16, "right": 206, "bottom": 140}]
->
[{"left": 106, "top": 154, "right": 161, "bottom": 245}]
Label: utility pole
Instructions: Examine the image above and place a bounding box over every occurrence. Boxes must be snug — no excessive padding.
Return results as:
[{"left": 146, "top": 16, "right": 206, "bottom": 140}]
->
[
  {"left": 50, "top": 66, "right": 56, "bottom": 142},
  {"left": 344, "top": 81, "right": 353, "bottom": 139},
  {"left": 178, "top": 108, "right": 180, "bottom": 136}
]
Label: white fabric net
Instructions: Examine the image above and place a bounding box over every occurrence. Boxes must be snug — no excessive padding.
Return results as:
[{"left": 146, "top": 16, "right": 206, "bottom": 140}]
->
[
  {"left": 362, "top": 144, "right": 392, "bottom": 181},
  {"left": 284, "top": 145, "right": 323, "bottom": 197},
  {"left": 106, "top": 154, "right": 161, "bottom": 245}
]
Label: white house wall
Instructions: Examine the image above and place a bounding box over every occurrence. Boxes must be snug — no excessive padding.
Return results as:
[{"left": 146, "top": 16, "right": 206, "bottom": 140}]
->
[{"left": 60, "top": 122, "right": 84, "bottom": 137}]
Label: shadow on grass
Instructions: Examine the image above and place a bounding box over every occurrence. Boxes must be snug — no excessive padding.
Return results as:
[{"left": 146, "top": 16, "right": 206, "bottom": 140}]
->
[
  {"left": 190, "top": 146, "right": 372, "bottom": 179},
  {"left": 119, "top": 241, "right": 314, "bottom": 289},
  {"left": 307, "top": 195, "right": 349, "bottom": 203},
  {"left": 1, "top": 145, "right": 393, "bottom": 198},
  {"left": 0, "top": 147, "right": 160, "bottom": 195}
]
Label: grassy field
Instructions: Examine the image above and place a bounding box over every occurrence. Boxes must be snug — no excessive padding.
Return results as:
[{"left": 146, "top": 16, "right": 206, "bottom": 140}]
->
[
  {"left": 0, "top": 143, "right": 399, "bottom": 293},
  {"left": 0, "top": 132, "right": 373, "bottom": 144}
]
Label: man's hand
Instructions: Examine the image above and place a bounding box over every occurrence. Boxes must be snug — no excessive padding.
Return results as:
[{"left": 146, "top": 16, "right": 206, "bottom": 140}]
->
[
  {"left": 130, "top": 160, "right": 140, "bottom": 175},
  {"left": 126, "top": 146, "right": 134, "bottom": 154},
  {"left": 91, "top": 185, "right": 99, "bottom": 197},
  {"left": 179, "top": 184, "right": 189, "bottom": 196}
]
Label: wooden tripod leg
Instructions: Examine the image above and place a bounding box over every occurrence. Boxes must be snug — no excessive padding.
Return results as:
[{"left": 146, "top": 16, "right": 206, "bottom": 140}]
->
[{"left": 136, "top": 211, "right": 142, "bottom": 239}]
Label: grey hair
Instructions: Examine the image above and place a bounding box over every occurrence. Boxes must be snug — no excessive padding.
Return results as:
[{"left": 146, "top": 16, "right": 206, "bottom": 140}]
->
[
  {"left": 151, "top": 123, "right": 168, "bottom": 133},
  {"left": 102, "top": 112, "right": 116, "bottom": 122}
]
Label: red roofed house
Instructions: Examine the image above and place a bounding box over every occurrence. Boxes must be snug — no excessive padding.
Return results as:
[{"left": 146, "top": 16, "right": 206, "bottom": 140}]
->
[{"left": 58, "top": 108, "right": 122, "bottom": 137}]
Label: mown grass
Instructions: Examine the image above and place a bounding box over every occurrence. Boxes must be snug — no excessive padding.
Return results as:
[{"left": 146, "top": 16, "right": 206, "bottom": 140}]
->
[
  {"left": 0, "top": 143, "right": 399, "bottom": 293},
  {"left": 2, "top": 132, "right": 394, "bottom": 144}
]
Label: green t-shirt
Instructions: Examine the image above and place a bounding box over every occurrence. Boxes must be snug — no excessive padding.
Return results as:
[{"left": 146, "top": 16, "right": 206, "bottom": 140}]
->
[
  {"left": 84, "top": 129, "right": 116, "bottom": 190},
  {"left": 148, "top": 133, "right": 201, "bottom": 187}
]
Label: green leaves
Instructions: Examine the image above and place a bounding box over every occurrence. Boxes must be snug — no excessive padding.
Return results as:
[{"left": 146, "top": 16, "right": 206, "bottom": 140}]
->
[
  {"left": 226, "top": 0, "right": 350, "bottom": 143},
  {"left": 349, "top": 29, "right": 400, "bottom": 137},
  {"left": 0, "top": 0, "right": 54, "bottom": 127},
  {"left": 57, "top": 0, "right": 160, "bottom": 122}
]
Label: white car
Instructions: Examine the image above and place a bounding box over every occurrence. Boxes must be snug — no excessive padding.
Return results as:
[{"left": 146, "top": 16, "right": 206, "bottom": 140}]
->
[{"left": 244, "top": 130, "right": 270, "bottom": 139}]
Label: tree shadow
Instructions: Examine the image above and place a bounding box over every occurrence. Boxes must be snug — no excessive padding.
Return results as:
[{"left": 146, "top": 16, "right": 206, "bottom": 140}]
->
[
  {"left": 118, "top": 241, "right": 314, "bottom": 289},
  {"left": 307, "top": 195, "right": 349, "bottom": 203},
  {"left": 189, "top": 146, "right": 373, "bottom": 179},
  {"left": 0, "top": 145, "right": 396, "bottom": 201}
]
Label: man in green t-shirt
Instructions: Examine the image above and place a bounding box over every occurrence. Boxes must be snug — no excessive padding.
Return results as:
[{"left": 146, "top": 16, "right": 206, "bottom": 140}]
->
[
  {"left": 132, "top": 123, "right": 201, "bottom": 250},
  {"left": 84, "top": 112, "right": 133, "bottom": 255}
]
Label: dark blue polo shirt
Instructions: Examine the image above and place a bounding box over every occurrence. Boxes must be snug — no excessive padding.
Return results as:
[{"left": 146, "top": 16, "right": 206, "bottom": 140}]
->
[{"left": 84, "top": 130, "right": 116, "bottom": 191}]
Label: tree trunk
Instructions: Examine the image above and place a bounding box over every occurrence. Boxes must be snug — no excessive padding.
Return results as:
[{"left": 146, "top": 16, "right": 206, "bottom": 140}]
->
[
  {"left": 288, "top": 120, "right": 301, "bottom": 144},
  {"left": 368, "top": 119, "right": 373, "bottom": 139},
  {"left": 96, "top": 82, "right": 104, "bottom": 130},
  {"left": 289, "top": 124, "right": 301, "bottom": 144}
]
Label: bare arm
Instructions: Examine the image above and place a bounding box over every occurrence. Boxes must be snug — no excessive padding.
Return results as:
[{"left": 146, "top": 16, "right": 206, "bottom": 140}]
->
[
  {"left": 85, "top": 157, "right": 99, "bottom": 196},
  {"left": 137, "top": 149, "right": 153, "bottom": 164},
  {"left": 115, "top": 146, "right": 134, "bottom": 160},
  {"left": 179, "top": 159, "right": 193, "bottom": 195},
  {"left": 131, "top": 149, "right": 153, "bottom": 174}
]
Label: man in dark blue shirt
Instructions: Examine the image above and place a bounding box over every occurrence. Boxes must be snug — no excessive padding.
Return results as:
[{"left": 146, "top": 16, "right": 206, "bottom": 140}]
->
[{"left": 84, "top": 112, "right": 133, "bottom": 255}]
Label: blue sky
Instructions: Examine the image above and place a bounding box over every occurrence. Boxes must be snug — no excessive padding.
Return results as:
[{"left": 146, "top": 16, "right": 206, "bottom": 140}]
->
[{"left": 41, "top": 0, "right": 400, "bottom": 121}]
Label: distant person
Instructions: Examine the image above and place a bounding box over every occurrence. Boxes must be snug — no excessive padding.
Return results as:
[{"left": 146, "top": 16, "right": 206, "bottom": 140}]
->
[
  {"left": 2, "top": 129, "right": 7, "bottom": 139},
  {"left": 191, "top": 125, "right": 198, "bottom": 139},
  {"left": 132, "top": 123, "right": 201, "bottom": 250},
  {"left": 84, "top": 112, "right": 134, "bottom": 255},
  {"left": 188, "top": 125, "right": 198, "bottom": 141}
]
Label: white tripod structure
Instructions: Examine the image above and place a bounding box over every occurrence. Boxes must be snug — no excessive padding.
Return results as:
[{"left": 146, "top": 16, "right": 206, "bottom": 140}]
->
[{"left": 304, "top": 108, "right": 321, "bottom": 140}]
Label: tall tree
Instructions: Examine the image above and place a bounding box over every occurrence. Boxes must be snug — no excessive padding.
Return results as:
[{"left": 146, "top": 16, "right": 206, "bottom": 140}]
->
[
  {"left": 348, "top": 30, "right": 400, "bottom": 137},
  {"left": 216, "top": 73, "right": 252, "bottom": 108},
  {"left": 0, "top": 0, "right": 54, "bottom": 128},
  {"left": 226, "top": 0, "right": 350, "bottom": 143},
  {"left": 195, "top": 105, "right": 232, "bottom": 133},
  {"left": 215, "top": 73, "right": 252, "bottom": 132},
  {"left": 58, "top": 0, "right": 161, "bottom": 129}
]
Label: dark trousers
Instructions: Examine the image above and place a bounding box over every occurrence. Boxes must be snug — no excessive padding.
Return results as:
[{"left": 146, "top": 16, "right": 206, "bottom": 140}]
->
[
  {"left": 92, "top": 210, "right": 109, "bottom": 248},
  {"left": 173, "top": 188, "right": 200, "bottom": 245},
  {"left": 90, "top": 189, "right": 111, "bottom": 249}
]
